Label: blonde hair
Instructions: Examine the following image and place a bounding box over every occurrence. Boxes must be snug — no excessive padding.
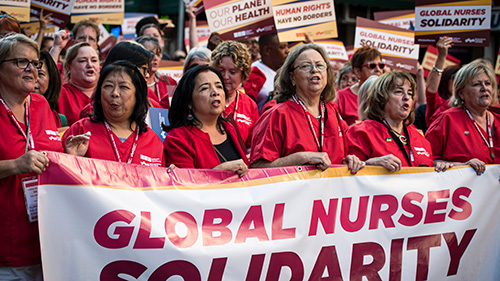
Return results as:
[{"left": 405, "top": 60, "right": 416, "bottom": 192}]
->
[
  {"left": 210, "top": 41, "right": 251, "bottom": 81},
  {"left": 451, "top": 59, "right": 498, "bottom": 107}
]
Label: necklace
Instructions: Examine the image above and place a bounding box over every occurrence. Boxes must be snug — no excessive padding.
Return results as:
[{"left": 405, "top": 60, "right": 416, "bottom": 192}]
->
[
  {"left": 147, "top": 81, "right": 156, "bottom": 87},
  {"left": 389, "top": 127, "right": 407, "bottom": 145}
]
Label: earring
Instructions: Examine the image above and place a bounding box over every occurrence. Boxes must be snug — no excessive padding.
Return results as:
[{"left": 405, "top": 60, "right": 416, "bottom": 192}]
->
[{"left": 187, "top": 109, "right": 194, "bottom": 121}]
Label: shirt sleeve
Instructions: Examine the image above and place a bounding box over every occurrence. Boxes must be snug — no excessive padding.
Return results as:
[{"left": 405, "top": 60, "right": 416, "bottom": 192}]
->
[{"left": 164, "top": 130, "right": 196, "bottom": 168}]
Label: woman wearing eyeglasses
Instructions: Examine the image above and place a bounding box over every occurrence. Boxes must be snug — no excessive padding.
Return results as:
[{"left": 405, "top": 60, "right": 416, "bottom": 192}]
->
[
  {"left": 0, "top": 34, "right": 62, "bottom": 280},
  {"left": 250, "top": 44, "right": 364, "bottom": 173},
  {"left": 336, "top": 46, "right": 384, "bottom": 125},
  {"left": 346, "top": 71, "right": 433, "bottom": 172}
]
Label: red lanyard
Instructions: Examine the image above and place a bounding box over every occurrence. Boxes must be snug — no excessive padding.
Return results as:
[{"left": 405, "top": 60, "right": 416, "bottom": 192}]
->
[
  {"left": 104, "top": 121, "right": 139, "bottom": 163},
  {"left": 464, "top": 108, "right": 495, "bottom": 160},
  {"left": 223, "top": 91, "right": 240, "bottom": 121},
  {"left": 0, "top": 96, "right": 34, "bottom": 152},
  {"left": 292, "top": 95, "right": 325, "bottom": 152}
]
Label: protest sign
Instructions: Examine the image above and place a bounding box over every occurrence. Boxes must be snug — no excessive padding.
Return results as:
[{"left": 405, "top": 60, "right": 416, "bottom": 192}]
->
[
  {"left": 186, "top": 0, "right": 204, "bottom": 16},
  {"left": 71, "top": 0, "right": 123, "bottom": 24},
  {"left": 421, "top": 45, "right": 461, "bottom": 78},
  {"left": 121, "top": 12, "right": 156, "bottom": 39},
  {"left": 0, "top": 0, "right": 30, "bottom": 22},
  {"left": 203, "top": 0, "right": 276, "bottom": 40},
  {"left": 184, "top": 20, "right": 211, "bottom": 50},
  {"left": 157, "top": 60, "right": 184, "bottom": 83},
  {"left": 373, "top": 9, "right": 414, "bottom": 30},
  {"left": 147, "top": 107, "right": 169, "bottom": 142},
  {"left": 495, "top": 46, "right": 500, "bottom": 76},
  {"left": 271, "top": 0, "right": 337, "bottom": 42},
  {"left": 30, "top": 0, "right": 76, "bottom": 28},
  {"left": 314, "top": 39, "right": 347, "bottom": 63},
  {"left": 354, "top": 17, "right": 419, "bottom": 74},
  {"left": 415, "top": 0, "right": 491, "bottom": 46},
  {"left": 39, "top": 152, "right": 500, "bottom": 280}
]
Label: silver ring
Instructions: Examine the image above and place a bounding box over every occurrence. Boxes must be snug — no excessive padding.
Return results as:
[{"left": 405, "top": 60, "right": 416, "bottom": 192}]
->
[{"left": 443, "top": 42, "right": 448, "bottom": 46}]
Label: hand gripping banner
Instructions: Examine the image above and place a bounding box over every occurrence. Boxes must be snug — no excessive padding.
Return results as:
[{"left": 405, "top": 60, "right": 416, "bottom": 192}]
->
[{"left": 38, "top": 152, "right": 500, "bottom": 280}]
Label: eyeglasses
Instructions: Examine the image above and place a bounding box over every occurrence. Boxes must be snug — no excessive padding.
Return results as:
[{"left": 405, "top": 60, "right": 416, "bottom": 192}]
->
[
  {"left": 361, "top": 63, "right": 386, "bottom": 70},
  {"left": 3, "top": 58, "right": 43, "bottom": 70},
  {"left": 293, "top": 62, "right": 327, "bottom": 73}
]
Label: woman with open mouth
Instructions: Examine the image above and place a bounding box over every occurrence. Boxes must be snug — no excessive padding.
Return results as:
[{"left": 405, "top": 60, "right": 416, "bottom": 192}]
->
[
  {"left": 250, "top": 44, "right": 364, "bottom": 174},
  {"left": 57, "top": 42, "right": 100, "bottom": 126},
  {"left": 62, "top": 61, "right": 165, "bottom": 168},
  {"left": 346, "top": 71, "right": 434, "bottom": 172},
  {"left": 163, "top": 65, "right": 249, "bottom": 177},
  {"left": 426, "top": 59, "right": 500, "bottom": 175}
]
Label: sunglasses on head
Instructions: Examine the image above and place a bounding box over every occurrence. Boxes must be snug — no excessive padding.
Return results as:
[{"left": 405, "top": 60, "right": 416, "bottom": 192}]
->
[{"left": 360, "top": 63, "right": 386, "bottom": 70}]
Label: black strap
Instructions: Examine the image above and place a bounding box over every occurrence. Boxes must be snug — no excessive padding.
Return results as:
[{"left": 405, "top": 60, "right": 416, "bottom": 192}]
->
[{"left": 378, "top": 120, "right": 413, "bottom": 167}]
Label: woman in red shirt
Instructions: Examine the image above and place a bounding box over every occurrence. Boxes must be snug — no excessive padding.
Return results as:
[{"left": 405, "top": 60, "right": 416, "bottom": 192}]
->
[
  {"left": 347, "top": 71, "right": 434, "bottom": 172},
  {"left": 164, "top": 65, "right": 248, "bottom": 176}
]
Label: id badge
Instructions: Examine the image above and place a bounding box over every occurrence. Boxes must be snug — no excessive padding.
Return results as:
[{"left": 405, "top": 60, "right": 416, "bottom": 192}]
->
[{"left": 22, "top": 176, "right": 39, "bottom": 222}]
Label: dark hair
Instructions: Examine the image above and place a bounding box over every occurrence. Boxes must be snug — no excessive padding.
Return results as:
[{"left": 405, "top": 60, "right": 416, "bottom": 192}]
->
[
  {"left": 165, "top": 64, "right": 227, "bottom": 132},
  {"left": 258, "top": 33, "right": 278, "bottom": 51},
  {"left": 350, "top": 46, "right": 382, "bottom": 69},
  {"left": 103, "top": 41, "right": 153, "bottom": 69},
  {"left": 91, "top": 61, "right": 149, "bottom": 133},
  {"left": 438, "top": 65, "right": 461, "bottom": 100},
  {"left": 39, "top": 50, "right": 62, "bottom": 111}
]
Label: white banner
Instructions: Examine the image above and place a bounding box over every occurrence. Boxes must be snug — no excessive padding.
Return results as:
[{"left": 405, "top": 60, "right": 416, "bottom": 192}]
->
[{"left": 38, "top": 152, "right": 500, "bottom": 280}]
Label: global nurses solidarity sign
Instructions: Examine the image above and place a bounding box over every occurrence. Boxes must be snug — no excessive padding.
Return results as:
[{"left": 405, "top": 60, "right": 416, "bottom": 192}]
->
[
  {"left": 38, "top": 152, "right": 500, "bottom": 280},
  {"left": 415, "top": 0, "right": 491, "bottom": 46},
  {"left": 355, "top": 17, "right": 419, "bottom": 74}
]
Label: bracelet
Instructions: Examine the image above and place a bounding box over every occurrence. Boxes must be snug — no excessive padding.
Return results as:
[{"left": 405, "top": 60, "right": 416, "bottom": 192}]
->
[{"left": 432, "top": 65, "right": 443, "bottom": 74}]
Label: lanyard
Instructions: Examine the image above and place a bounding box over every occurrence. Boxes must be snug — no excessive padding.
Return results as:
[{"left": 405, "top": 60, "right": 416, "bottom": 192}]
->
[
  {"left": 464, "top": 108, "right": 495, "bottom": 160},
  {"left": 292, "top": 95, "right": 325, "bottom": 152},
  {"left": 223, "top": 91, "right": 240, "bottom": 121},
  {"left": 381, "top": 119, "right": 414, "bottom": 166},
  {"left": 104, "top": 121, "right": 139, "bottom": 163},
  {"left": 153, "top": 76, "right": 161, "bottom": 102},
  {"left": 0, "top": 96, "right": 34, "bottom": 152}
]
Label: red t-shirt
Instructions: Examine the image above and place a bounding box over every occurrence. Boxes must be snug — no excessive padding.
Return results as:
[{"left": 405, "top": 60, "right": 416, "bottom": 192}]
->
[
  {"left": 346, "top": 119, "right": 433, "bottom": 167},
  {"left": 250, "top": 100, "right": 348, "bottom": 165},
  {"left": 425, "top": 107, "right": 500, "bottom": 164},
  {"left": 147, "top": 75, "right": 177, "bottom": 109},
  {"left": 425, "top": 89, "right": 447, "bottom": 127},
  {"left": 223, "top": 91, "right": 259, "bottom": 147},
  {"left": 57, "top": 83, "right": 91, "bottom": 126},
  {"left": 0, "top": 94, "right": 63, "bottom": 266},
  {"left": 164, "top": 121, "right": 249, "bottom": 169},
  {"left": 62, "top": 118, "right": 164, "bottom": 166},
  {"left": 336, "top": 86, "right": 359, "bottom": 126}
]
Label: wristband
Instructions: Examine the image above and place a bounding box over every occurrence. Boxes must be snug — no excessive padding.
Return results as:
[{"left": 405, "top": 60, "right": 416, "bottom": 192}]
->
[{"left": 432, "top": 65, "right": 443, "bottom": 74}]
